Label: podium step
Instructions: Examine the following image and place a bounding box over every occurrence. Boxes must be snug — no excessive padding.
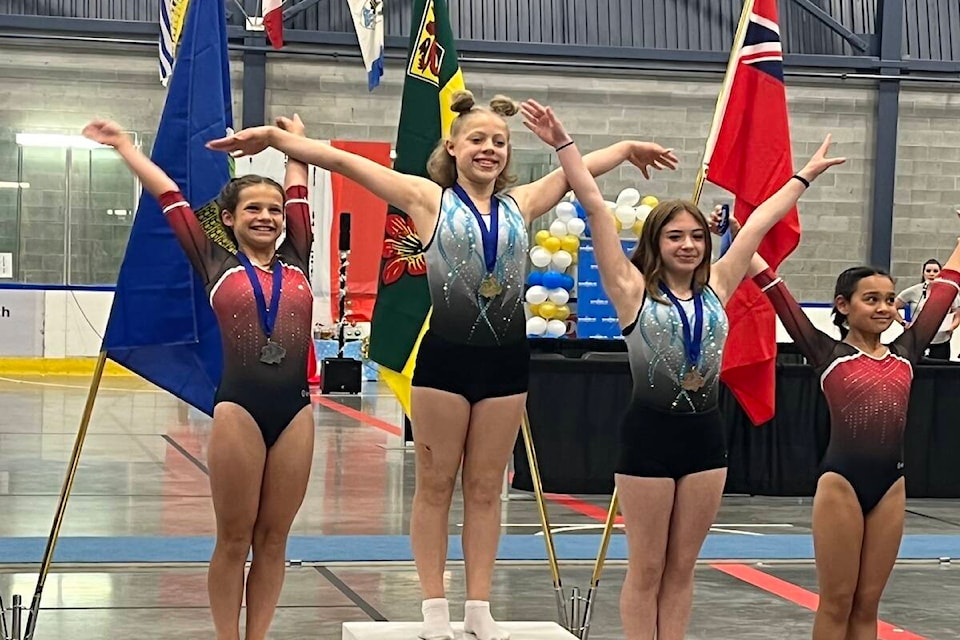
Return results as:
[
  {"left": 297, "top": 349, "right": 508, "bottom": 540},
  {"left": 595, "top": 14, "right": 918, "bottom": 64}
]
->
[{"left": 342, "top": 621, "right": 578, "bottom": 639}]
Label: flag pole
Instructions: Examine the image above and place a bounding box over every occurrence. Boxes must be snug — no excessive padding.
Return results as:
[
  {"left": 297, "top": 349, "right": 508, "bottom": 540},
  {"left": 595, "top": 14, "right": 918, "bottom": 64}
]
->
[
  {"left": 693, "top": 0, "right": 757, "bottom": 205},
  {"left": 578, "top": 488, "right": 619, "bottom": 639},
  {"left": 519, "top": 410, "right": 569, "bottom": 629},
  {"left": 24, "top": 350, "right": 108, "bottom": 640}
]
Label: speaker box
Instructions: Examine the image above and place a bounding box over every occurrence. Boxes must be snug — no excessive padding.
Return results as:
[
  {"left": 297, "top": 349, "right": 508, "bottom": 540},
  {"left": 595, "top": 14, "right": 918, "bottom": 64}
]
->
[{"left": 321, "top": 357, "right": 362, "bottom": 394}]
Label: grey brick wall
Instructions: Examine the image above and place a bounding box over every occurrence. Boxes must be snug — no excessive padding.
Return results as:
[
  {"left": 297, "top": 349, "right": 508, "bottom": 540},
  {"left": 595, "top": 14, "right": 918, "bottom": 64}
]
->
[
  {"left": 4, "top": 46, "right": 959, "bottom": 300},
  {"left": 0, "top": 46, "right": 243, "bottom": 284},
  {"left": 269, "top": 59, "right": 880, "bottom": 301},
  {"left": 894, "top": 88, "right": 960, "bottom": 289}
]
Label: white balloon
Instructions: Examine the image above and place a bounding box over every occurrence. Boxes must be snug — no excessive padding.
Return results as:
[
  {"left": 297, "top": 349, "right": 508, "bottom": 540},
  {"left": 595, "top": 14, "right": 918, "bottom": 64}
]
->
[
  {"left": 545, "top": 319, "right": 567, "bottom": 337},
  {"left": 530, "top": 247, "right": 552, "bottom": 268},
  {"left": 555, "top": 201, "right": 576, "bottom": 221},
  {"left": 567, "top": 217, "right": 586, "bottom": 236},
  {"left": 526, "top": 316, "right": 548, "bottom": 336},
  {"left": 604, "top": 200, "right": 616, "bottom": 211},
  {"left": 525, "top": 285, "right": 549, "bottom": 304},
  {"left": 616, "top": 187, "right": 641, "bottom": 207},
  {"left": 615, "top": 204, "right": 636, "bottom": 225},
  {"left": 636, "top": 204, "right": 653, "bottom": 221},
  {"left": 548, "top": 288, "right": 569, "bottom": 305},
  {"left": 551, "top": 250, "right": 573, "bottom": 270},
  {"left": 549, "top": 219, "right": 568, "bottom": 238}
]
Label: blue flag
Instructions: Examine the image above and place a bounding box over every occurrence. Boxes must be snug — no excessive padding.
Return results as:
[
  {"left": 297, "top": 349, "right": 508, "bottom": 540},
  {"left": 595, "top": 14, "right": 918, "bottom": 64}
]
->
[{"left": 103, "top": 0, "right": 232, "bottom": 415}]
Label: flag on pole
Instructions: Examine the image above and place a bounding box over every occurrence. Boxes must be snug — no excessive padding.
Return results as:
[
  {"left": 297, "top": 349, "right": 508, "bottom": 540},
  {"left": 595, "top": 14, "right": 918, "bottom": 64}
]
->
[
  {"left": 704, "top": 0, "right": 795, "bottom": 425},
  {"left": 263, "top": 0, "right": 284, "bottom": 49},
  {"left": 347, "top": 0, "right": 386, "bottom": 90},
  {"left": 158, "top": 0, "right": 190, "bottom": 85},
  {"left": 104, "top": 0, "right": 234, "bottom": 415},
  {"left": 367, "top": 0, "right": 465, "bottom": 417}
]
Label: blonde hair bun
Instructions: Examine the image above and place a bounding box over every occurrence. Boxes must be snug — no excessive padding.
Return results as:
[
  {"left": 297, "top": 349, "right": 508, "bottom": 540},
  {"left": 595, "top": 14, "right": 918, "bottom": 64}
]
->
[
  {"left": 449, "top": 90, "right": 476, "bottom": 114},
  {"left": 488, "top": 95, "right": 519, "bottom": 117}
]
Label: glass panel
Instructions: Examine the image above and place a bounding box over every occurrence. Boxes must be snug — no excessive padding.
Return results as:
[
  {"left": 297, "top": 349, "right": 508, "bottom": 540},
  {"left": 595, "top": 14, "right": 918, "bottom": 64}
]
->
[
  {"left": 68, "top": 146, "right": 138, "bottom": 285},
  {"left": 17, "top": 146, "right": 67, "bottom": 284}
]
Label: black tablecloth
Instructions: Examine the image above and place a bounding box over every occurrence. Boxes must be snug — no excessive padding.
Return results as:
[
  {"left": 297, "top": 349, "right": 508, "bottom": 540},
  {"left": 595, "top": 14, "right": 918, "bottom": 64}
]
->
[{"left": 513, "top": 341, "right": 960, "bottom": 497}]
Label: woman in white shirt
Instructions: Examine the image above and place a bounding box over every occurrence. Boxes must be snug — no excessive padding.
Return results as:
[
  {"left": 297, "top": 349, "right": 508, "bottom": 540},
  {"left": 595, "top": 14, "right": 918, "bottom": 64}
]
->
[{"left": 896, "top": 258, "right": 960, "bottom": 360}]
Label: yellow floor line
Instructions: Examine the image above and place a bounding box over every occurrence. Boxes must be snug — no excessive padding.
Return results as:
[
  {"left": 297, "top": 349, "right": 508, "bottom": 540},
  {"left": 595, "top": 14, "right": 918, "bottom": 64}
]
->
[{"left": 0, "top": 358, "right": 135, "bottom": 376}]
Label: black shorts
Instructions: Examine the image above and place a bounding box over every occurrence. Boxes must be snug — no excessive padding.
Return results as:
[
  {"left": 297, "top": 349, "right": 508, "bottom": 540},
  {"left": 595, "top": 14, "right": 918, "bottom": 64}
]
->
[
  {"left": 616, "top": 401, "right": 727, "bottom": 480},
  {"left": 412, "top": 330, "right": 530, "bottom": 404}
]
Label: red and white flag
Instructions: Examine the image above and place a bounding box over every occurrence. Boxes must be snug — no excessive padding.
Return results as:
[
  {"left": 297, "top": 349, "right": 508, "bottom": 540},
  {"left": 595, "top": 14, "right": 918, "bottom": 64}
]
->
[
  {"left": 705, "top": 0, "right": 796, "bottom": 425},
  {"left": 263, "top": 0, "right": 284, "bottom": 49}
]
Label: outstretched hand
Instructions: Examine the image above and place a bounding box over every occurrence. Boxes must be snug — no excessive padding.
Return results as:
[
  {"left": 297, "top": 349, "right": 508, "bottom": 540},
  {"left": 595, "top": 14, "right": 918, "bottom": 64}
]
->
[
  {"left": 627, "top": 142, "right": 679, "bottom": 180},
  {"left": 206, "top": 126, "right": 275, "bottom": 158},
  {"left": 276, "top": 113, "right": 305, "bottom": 137},
  {"left": 798, "top": 134, "right": 846, "bottom": 181},
  {"left": 82, "top": 120, "right": 130, "bottom": 149},
  {"left": 520, "top": 99, "right": 572, "bottom": 149}
]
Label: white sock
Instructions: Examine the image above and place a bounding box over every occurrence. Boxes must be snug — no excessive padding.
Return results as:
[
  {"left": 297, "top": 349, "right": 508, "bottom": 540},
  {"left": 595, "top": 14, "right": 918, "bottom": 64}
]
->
[
  {"left": 419, "top": 598, "right": 455, "bottom": 640},
  {"left": 464, "top": 600, "right": 510, "bottom": 640}
]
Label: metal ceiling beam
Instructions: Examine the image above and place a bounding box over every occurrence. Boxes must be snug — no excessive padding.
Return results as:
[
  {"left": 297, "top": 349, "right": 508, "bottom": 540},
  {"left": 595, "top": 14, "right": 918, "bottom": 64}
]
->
[{"left": 788, "top": 0, "right": 873, "bottom": 53}]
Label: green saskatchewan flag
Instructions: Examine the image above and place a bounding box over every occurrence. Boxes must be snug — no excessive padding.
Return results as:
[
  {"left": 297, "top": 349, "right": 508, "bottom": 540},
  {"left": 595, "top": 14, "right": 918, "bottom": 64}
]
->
[{"left": 368, "top": 0, "right": 465, "bottom": 418}]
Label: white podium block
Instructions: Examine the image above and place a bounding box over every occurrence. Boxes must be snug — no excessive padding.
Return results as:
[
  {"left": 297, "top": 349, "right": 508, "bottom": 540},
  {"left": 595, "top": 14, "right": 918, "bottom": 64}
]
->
[{"left": 342, "top": 621, "right": 577, "bottom": 640}]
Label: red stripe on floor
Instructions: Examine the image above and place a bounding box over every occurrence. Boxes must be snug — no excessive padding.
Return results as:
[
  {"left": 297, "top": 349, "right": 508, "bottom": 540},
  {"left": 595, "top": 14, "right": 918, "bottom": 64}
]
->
[
  {"left": 546, "top": 493, "right": 623, "bottom": 525},
  {"left": 313, "top": 395, "right": 403, "bottom": 437},
  {"left": 712, "top": 564, "right": 929, "bottom": 640}
]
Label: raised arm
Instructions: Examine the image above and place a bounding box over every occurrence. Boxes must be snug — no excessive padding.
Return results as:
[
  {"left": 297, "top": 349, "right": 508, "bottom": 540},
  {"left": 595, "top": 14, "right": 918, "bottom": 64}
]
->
[
  {"left": 275, "top": 115, "right": 313, "bottom": 264},
  {"left": 895, "top": 235, "right": 960, "bottom": 360},
  {"left": 509, "top": 140, "right": 679, "bottom": 223},
  {"left": 520, "top": 100, "right": 644, "bottom": 323},
  {"left": 208, "top": 125, "right": 442, "bottom": 236},
  {"left": 82, "top": 119, "right": 219, "bottom": 282},
  {"left": 748, "top": 253, "right": 837, "bottom": 368},
  {"left": 83, "top": 120, "right": 178, "bottom": 198},
  {"left": 709, "top": 135, "right": 846, "bottom": 304}
]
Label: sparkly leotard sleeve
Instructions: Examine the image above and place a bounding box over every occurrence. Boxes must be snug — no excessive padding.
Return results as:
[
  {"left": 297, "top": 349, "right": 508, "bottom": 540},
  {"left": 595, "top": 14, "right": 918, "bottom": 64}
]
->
[
  {"left": 753, "top": 267, "right": 960, "bottom": 513},
  {"left": 157, "top": 189, "right": 315, "bottom": 447}
]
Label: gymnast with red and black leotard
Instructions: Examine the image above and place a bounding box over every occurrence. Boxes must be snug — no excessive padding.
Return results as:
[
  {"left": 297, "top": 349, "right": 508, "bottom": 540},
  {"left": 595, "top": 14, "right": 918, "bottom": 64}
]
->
[
  {"left": 726, "top": 209, "right": 960, "bottom": 640},
  {"left": 84, "top": 115, "right": 316, "bottom": 640}
]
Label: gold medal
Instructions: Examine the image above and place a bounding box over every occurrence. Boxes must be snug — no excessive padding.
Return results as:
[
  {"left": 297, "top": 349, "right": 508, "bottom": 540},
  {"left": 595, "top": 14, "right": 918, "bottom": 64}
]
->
[
  {"left": 681, "top": 369, "right": 705, "bottom": 392},
  {"left": 478, "top": 274, "right": 503, "bottom": 299}
]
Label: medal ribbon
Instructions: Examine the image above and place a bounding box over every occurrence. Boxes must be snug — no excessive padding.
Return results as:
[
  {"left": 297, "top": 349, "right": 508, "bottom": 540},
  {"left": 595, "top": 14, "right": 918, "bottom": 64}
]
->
[
  {"left": 236, "top": 252, "right": 283, "bottom": 340},
  {"left": 453, "top": 183, "right": 499, "bottom": 274},
  {"left": 659, "top": 283, "right": 704, "bottom": 368}
]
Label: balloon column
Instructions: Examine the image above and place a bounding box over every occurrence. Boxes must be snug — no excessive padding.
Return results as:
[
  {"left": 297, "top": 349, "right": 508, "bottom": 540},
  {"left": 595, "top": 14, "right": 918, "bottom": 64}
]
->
[
  {"left": 525, "top": 200, "right": 580, "bottom": 337},
  {"left": 525, "top": 188, "right": 661, "bottom": 338}
]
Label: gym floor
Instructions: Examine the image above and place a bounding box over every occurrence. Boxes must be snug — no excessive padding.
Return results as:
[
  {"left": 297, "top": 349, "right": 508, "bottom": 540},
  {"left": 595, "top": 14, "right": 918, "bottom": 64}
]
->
[{"left": 0, "top": 374, "right": 957, "bottom": 639}]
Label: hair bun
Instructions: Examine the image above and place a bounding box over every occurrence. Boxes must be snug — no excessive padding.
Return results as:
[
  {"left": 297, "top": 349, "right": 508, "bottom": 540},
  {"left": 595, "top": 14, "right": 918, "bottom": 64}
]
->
[
  {"left": 449, "top": 90, "right": 476, "bottom": 114},
  {"left": 489, "top": 95, "right": 519, "bottom": 117}
]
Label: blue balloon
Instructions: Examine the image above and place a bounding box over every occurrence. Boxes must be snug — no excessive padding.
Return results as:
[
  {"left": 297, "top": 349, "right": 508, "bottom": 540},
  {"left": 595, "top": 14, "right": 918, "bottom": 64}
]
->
[
  {"left": 526, "top": 271, "right": 543, "bottom": 287},
  {"left": 574, "top": 200, "right": 587, "bottom": 219},
  {"left": 542, "top": 271, "right": 564, "bottom": 290},
  {"left": 561, "top": 274, "right": 575, "bottom": 290},
  {"left": 583, "top": 222, "right": 592, "bottom": 238}
]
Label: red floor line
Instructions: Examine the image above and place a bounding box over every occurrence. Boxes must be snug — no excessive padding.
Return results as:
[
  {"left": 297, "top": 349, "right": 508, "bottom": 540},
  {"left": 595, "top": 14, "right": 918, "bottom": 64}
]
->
[
  {"left": 321, "top": 398, "right": 929, "bottom": 638},
  {"left": 712, "top": 564, "right": 929, "bottom": 640},
  {"left": 312, "top": 394, "right": 403, "bottom": 437}
]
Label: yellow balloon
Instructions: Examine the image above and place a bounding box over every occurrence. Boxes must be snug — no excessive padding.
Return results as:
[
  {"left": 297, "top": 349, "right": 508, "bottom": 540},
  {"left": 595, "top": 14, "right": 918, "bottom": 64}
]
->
[
  {"left": 554, "top": 304, "right": 571, "bottom": 321},
  {"left": 528, "top": 303, "right": 541, "bottom": 316},
  {"left": 632, "top": 219, "right": 644, "bottom": 236},
  {"left": 543, "top": 236, "right": 562, "bottom": 253},
  {"left": 570, "top": 251, "right": 578, "bottom": 265},
  {"left": 641, "top": 195, "right": 659, "bottom": 208},
  {"left": 538, "top": 301, "right": 558, "bottom": 319},
  {"left": 560, "top": 235, "right": 580, "bottom": 253},
  {"left": 613, "top": 215, "right": 623, "bottom": 233},
  {"left": 535, "top": 229, "right": 551, "bottom": 246}
]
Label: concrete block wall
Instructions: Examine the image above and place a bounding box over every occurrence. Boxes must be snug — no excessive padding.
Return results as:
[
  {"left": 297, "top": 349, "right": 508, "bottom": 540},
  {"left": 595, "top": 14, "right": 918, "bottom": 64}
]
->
[{"left": 4, "top": 45, "right": 960, "bottom": 301}]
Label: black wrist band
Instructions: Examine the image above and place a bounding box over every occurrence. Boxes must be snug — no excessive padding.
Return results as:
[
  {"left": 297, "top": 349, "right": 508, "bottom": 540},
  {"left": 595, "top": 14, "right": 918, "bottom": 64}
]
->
[
  {"left": 555, "top": 140, "right": 575, "bottom": 152},
  {"left": 792, "top": 174, "right": 811, "bottom": 188}
]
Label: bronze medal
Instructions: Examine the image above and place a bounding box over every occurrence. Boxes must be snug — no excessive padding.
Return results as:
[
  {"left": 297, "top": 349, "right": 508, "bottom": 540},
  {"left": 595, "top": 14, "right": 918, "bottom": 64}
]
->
[{"left": 681, "top": 369, "right": 705, "bottom": 392}]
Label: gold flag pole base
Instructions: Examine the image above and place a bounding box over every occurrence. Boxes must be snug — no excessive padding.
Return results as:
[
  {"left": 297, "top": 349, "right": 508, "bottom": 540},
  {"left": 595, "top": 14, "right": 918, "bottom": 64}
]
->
[{"left": 22, "top": 351, "right": 108, "bottom": 640}]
